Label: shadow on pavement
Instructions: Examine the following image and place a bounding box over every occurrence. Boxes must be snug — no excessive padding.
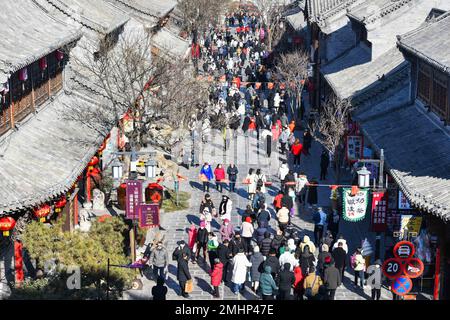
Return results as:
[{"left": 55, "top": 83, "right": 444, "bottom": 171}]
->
[
  {"left": 195, "top": 276, "right": 213, "bottom": 295},
  {"left": 189, "top": 181, "right": 204, "bottom": 192},
  {"left": 186, "top": 214, "right": 201, "bottom": 226}
]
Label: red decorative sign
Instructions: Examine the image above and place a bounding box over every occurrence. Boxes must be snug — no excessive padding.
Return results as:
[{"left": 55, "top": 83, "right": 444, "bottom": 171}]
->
[
  {"left": 394, "top": 241, "right": 415, "bottom": 260},
  {"left": 371, "top": 191, "right": 388, "bottom": 232},
  {"left": 126, "top": 180, "right": 142, "bottom": 220},
  {"left": 382, "top": 258, "right": 404, "bottom": 279},
  {"left": 345, "top": 135, "right": 364, "bottom": 163},
  {"left": 404, "top": 258, "right": 424, "bottom": 279},
  {"left": 139, "top": 204, "right": 160, "bottom": 228}
]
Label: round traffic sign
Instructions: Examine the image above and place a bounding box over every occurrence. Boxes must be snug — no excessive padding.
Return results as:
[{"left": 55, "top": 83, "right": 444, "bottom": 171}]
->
[
  {"left": 404, "top": 258, "right": 424, "bottom": 279},
  {"left": 394, "top": 241, "right": 415, "bottom": 260},
  {"left": 382, "top": 258, "right": 404, "bottom": 279},
  {"left": 392, "top": 276, "right": 413, "bottom": 296}
]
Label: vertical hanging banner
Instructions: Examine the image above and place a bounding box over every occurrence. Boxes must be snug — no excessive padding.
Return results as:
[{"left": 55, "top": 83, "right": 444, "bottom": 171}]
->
[
  {"left": 139, "top": 204, "right": 160, "bottom": 228},
  {"left": 126, "top": 180, "right": 142, "bottom": 220},
  {"left": 371, "top": 191, "right": 388, "bottom": 232},
  {"left": 342, "top": 188, "right": 369, "bottom": 222}
]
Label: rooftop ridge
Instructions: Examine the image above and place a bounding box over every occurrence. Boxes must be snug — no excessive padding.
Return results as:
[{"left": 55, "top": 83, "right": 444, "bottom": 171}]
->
[{"left": 364, "top": 0, "right": 414, "bottom": 25}]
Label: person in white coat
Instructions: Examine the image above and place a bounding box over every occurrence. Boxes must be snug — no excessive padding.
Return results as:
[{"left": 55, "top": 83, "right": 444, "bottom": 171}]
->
[
  {"left": 219, "top": 195, "right": 233, "bottom": 222},
  {"left": 278, "top": 162, "right": 289, "bottom": 190},
  {"left": 246, "top": 168, "right": 258, "bottom": 201},
  {"left": 231, "top": 249, "right": 252, "bottom": 294}
]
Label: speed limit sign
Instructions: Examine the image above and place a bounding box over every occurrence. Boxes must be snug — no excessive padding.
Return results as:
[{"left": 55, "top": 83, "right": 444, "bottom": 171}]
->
[{"left": 382, "top": 258, "right": 404, "bottom": 279}]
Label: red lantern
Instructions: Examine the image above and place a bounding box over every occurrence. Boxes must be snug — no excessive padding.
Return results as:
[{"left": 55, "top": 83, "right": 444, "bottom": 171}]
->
[
  {"left": 18, "top": 68, "right": 28, "bottom": 82},
  {"left": 54, "top": 197, "right": 67, "bottom": 213},
  {"left": 56, "top": 50, "right": 64, "bottom": 61},
  {"left": 0, "top": 217, "right": 16, "bottom": 237},
  {"left": 39, "top": 57, "right": 48, "bottom": 71},
  {"left": 88, "top": 156, "right": 99, "bottom": 167},
  {"left": 34, "top": 204, "right": 51, "bottom": 222}
]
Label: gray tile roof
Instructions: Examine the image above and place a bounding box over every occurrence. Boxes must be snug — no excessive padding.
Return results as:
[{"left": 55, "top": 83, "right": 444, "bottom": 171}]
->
[
  {"left": 398, "top": 10, "right": 450, "bottom": 75},
  {"left": 34, "top": 0, "right": 130, "bottom": 36},
  {"left": 356, "top": 96, "right": 450, "bottom": 221},
  {"left": 152, "top": 28, "right": 190, "bottom": 59},
  {"left": 0, "top": 90, "right": 105, "bottom": 215},
  {"left": 285, "top": 8, "right": 307, "bottom": 31},
  {"left": 108, "top": 0, "right": 176, "bottom": 20},
  {"left": 347, "top": 0, "right": 415, "bottom": 26},
  {"left": 322, "top": 44, "right": 407, "bottom": 100},
  {"left": 307, "top": 0, "right": 365, "bottom": 34},
  {"left": 0, "top": 0, "right": 82, "bottom": 84}
]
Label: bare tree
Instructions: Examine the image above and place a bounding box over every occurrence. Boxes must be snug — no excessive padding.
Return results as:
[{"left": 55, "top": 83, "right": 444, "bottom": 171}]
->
[
  {"left": 177, "top": 0, "right": 232, "bottom": 43},
  {"left": 309, "top": 97, "right": 354, "bottom": 181},
  {"left": 253, "top": 0, "right": 290, "bottom": 51},
  {"left": 67, "top": 30, "right": 211, "bottom": 154},
  {"left": 275, "top": 50, "right": 309, "bottom": 117}
]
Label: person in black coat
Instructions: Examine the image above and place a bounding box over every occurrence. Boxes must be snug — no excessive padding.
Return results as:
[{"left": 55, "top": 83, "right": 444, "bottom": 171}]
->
[
  {"left": 271, "top": 232, "right": 284, "bottom": 256},
  {"left": 257, "top": 205, "right": 271, "bottom": 228},
  {"left": 320, "top": 150, "right": 330, "bottom": 181},
  {"left": 303, "top": 130, "right": 312, "bottom": 155},
  {"left": 331, "top": 242, "right": 347, "bottom": 279},
  {"left": 229, "top": 232, "right": 245, "bottom": 257},
  {"left": 242, "top": 115, "right": 251, "bottom": 134},
  {"left": 307, "top": 179, "right": 318, "bottom": 207},
  {"left": 284, "top": 171, "right": 296, "bottom": 194},
  {"left": 323, "top": 262, "right": 341, "bottom": 300},
  {"left": 177, "top": 253, "right": 192, "bottom": 298},
  {"left": 261, "top": 248, "right": 280, "bottom": 278},
  {"left": 256, "top": 226, "right": 268, "bottom": 244},
  {"left": 217, "top": 240, "right": 232, "bottom": 283},
  {"left": 152, "top": 276, "right": 168, "bottom": 300},
  {"left": 227, "top": 164, "right": 239, "bottom": 192},
  {"left": 172, "top": 241, "right": 191, "bottom": 262},
  {"left": 196, "top": 224, "right": 209, "bottom": 262},
  {"left": 277, "top": 263, "right": 295, "bottom": 300},
  {"left": 259, "top": 232, "right": 272, "bottom": 257},
  {"left": 299, "top": 245, "right": 316, "bottom": 276},
  {"left": 281, "top": 193, "right": 294, "bottom": 212}
]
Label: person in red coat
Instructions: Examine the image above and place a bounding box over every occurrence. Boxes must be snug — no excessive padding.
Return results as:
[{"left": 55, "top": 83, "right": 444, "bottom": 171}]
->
[
  {"left": 210, "top": 258, "right": 224, "bottom": 298},
  {"left": 293, "top": 266, "right": 304, "bottom": 300},
  {"left": 188, "top": 224, "right": 198, "bottom": 262},
  {"left": 214, "top": 164, "right": 226, "bottom": 193},
  {"left": 291, "top": 139, "right": 303, "bottom": 168}
]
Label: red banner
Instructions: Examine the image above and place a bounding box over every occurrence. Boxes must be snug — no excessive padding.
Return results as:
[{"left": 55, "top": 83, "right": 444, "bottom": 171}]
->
[
  {"left": 14, "top": 241, "right": 24, "bottom": 286},
  {"left": 371, "top": 191, "right": 388, "bottom": 232},
  {"left": 126, "top": 180, "right": 142, "bottom": 220}
]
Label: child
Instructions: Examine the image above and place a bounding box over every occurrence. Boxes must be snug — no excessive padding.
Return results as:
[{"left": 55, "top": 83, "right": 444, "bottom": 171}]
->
[{"left": 210, "top": 258, "right": 224, "bottom": 298}]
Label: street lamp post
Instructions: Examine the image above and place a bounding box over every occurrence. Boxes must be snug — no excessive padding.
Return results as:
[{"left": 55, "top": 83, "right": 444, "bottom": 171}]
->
[{"left": 357, "top": 149, "right": 385, "bottom": 260}]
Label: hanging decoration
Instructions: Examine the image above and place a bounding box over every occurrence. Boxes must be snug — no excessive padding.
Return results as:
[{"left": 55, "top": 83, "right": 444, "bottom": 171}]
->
[
  {"left": 86, "top": 156, "right": 101, "bottom": 203},
  {"left": 56, "top": 50, "right": 64, "bottom": 61},
  {"left": 39, "top": 57, "right": 48, "bottom": 71},
  {"left": 54, "top": 196, "right": 67, "bottom": 213},
  {"left": 342, "top": 188, "right": 369, "bottom": 222},
  {"left": 18, "top": 68, "right": 28, "bottom": 91},
  {"left": 1, "top": 82, "right": 8, "bottom": 104},
  {"left": 33, "top": 204, "right": 51, "bottom": 222},
  {"left": 0, "top": 216, "right": 16, "bottom": 236}
]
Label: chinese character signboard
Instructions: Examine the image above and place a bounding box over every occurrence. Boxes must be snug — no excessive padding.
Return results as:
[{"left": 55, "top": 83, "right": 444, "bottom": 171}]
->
[
  {"left": 398, "top": 190, "right": 412, "bottom": 210},
  {"left": 371, "top": 191, "right": 388, "bottom": 232},
  {"left": 342, "top": 188, "right": 369, "bottom": 222},
  {"left": 346, "top": 135, "right": 364, "bottom": 163},
  {"left": 126, "top": 180, "right": 142, "bottom": 220},
  {"left": 139, "top": 204, "right": 160, "bottom": 228},
  {"left": 399, "top": 215, "right": 423, "bottom": 238}
]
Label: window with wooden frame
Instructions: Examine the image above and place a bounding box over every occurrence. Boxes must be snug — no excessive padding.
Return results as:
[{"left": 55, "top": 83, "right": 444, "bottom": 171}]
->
[
  {"left": 418, "top": 62, "right": 432, "bottom": 104},
  {"left": 431, "top": 69, "right": 448, "bottom": 120}
]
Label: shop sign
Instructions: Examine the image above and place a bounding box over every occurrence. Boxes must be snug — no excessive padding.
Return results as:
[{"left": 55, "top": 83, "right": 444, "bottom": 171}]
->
[
  {"left": 398, "top": 190, "right": 412, "bottom": 210},
  {"left": 139, "top": 204, "right": 160, "bottom": 228},
  {"left": 126, "top": 180, "right": 142, "bottom": 220},
  {"left": 346, "top": 135, "right": 363, "bottom": 163},
  {"left": 342, "top": 188, "right": 369, "bottom": 222},
  {"left": 371, "top": 191, "right": 388, "bottom": 232},
  {"left": 399, "top": 215, "right": 423, "bottom": 238}
]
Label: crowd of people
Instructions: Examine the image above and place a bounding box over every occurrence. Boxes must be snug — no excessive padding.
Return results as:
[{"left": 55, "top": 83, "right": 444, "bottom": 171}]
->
[{"left": 146, "top": 9, "right": 386, "bottom": 302}]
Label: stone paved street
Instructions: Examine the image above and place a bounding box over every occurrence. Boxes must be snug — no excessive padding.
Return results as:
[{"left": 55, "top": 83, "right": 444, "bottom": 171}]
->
[{"left": 124, "top": 93, "right": 393, "bottom": 301}]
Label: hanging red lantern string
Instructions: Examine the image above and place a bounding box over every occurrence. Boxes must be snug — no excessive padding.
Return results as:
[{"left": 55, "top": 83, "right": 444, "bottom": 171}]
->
[
  {"left": 0, "top": 216, "right": 16, "bottom": 237},
  {"left": 33, "top": 204, "right": 51, "bottom": 223},
  {"left": 56, "top": 50, "right": 64, "bottom": 61}
]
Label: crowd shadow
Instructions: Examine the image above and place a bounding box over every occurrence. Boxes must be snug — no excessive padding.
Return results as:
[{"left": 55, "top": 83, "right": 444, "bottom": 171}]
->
[
  {"left": 195, "top": 277, "right": 213, "bottom": 294},
  {"left": 186, "top": 214, "right": 201, "bottom": 226},
  {"left": 189, "top": 181, "right": 204, "bottom": 192}
]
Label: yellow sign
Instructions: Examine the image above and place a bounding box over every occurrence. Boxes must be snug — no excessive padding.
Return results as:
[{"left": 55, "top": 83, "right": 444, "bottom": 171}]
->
[{"left": 400, "top": 215, "right": 422, "bottom": 236}]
